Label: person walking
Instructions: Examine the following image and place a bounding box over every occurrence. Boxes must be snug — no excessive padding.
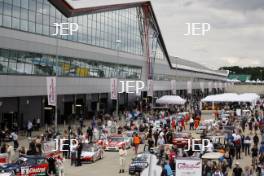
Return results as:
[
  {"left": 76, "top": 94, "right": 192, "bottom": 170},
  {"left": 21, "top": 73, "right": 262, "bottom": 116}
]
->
[
  {"left": 133, "top": 133, "right": 141, "bottom": 155},
  {"left": 6, "top": 144, "right": 15, "bottom": 164},
  {"left": 244, "top": 135, "right": 251, "bottom": 156},
  {"left": 251, "top": 144, "right": 258, "bottom": 169},
  {"left": 27, "top": 120, "right": 33, "bottom": 137},
  {"left": 154, "top": 129, "right": 159, "bottom": 147},
  {"left": 11, "top": 131, "right": 18, "bottom": 150},
  {"left": 233, "top": 162, "right": 243, "bottom": 176},
  {"left": 119, "top": 145, "right": 127, "bottom": 174},
  {"left": 253, "top": 133, "right": 259, "bottom": 146},
  {"left": 161, "top": 162, "right": 173, "bottom": 176}
]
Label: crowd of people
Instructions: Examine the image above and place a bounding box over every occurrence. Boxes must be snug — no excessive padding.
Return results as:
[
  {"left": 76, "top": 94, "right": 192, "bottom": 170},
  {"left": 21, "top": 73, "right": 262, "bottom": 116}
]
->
[{"left": 0, "top": 98, "right": 264, "bottom": 176}]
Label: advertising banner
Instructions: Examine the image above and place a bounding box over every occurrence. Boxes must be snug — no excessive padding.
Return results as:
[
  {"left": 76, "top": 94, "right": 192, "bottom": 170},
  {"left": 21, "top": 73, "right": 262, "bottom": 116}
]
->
[
  {"left": 110, "top": 78, "right": 118, "bottom": 100},
  {"left": 46, "top": 77, "right": 56, "bottom": 106},
  {"left": 187, "top": 81, "right": 192, "bottom": 94},
  {"left": 175, "top": 159, "right": 202, "bottom": 176},
  {"left": 199, "top": 82, "right": 204, "bottom": 92},
  {"left": 147, "top": 79, "right": 154, "bottom": 97},
  {"left": 214, "top": 81, "right": 218, "bottom": 89},
  {"left": 208, "top": 82, "right": 212, "bottom": 92},
  {"left": 171, "top": 80, "right": 176, "bottom": 95}
]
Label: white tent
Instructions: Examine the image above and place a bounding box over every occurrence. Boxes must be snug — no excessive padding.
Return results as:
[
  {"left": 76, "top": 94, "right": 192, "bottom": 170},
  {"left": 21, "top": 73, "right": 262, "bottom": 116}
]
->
[
  {"left": 201, "top": 93, "right": 260, "bottom": 104},
  {"left": 156, "top": 95, "right": 186, "bottom": 105},
  {"left": 201, "top": 93, "right": 239, "bottom": 103}
]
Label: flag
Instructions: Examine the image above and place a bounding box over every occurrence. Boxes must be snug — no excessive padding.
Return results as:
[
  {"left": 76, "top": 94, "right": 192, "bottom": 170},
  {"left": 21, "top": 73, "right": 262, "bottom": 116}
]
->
[{"left": 110, "top": 78, "right": 118, "bottom": 100}]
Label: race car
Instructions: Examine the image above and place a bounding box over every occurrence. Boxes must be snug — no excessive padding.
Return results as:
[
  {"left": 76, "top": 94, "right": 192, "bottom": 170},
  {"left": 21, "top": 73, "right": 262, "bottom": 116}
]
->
[
  {"left": 172, "top": 132, "right": 191, "bottom": 148},
  {"left": 0, "top": 155, "right": 49, "bottom": 176},
  {"left": 129, "top": 153, "right": 149, "bottom": 175},
  {"left": 81, "top": 143, "right": 104, "bottom": 163},
  {"left": 104, "top": 135, "right": 131, "bottom": 151}
]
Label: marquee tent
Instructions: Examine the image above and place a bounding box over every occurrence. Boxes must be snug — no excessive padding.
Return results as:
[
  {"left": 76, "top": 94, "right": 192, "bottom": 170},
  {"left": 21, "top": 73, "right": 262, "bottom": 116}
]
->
[
  {"left": 156, "top": 95, "right": 186, "bottom": 105},
  {"left": 201, "top": 93, "right": 260, "bottom": 104}
]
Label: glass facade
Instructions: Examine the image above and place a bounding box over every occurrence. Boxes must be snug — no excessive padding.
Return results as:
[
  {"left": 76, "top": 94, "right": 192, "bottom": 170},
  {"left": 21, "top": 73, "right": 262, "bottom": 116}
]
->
[
  {"left": 0, "top": 0, "right": 143, "bottom": 55},
  {"left": 0, "top": 48, "right": 142, "bottom": 79}
]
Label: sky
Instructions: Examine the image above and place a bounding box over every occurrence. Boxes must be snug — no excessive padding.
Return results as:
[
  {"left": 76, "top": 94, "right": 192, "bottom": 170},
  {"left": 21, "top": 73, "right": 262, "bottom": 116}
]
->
[
  {"left": 149, "top": 0, "right": 264, "bottom": 69},
  {"left": 68, "top": 0, "right": 264, "bottom": 69}
]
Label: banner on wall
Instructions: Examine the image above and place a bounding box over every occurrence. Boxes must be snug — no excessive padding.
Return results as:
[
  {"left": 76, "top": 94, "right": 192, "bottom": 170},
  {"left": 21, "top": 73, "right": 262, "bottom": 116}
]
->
[
  {"left": 208, "top": 82, "right": 212, "bottom": 92},
  {"left": 187, "top": 81, "right": 192, "bottom": 94},
  {"left": 214, "top": 82, "right": 218, "bottom": 89},
  {"left": 46, "top": 77, "right": 56, "bottom": 106},
  {"left": 200, "top": 82, "right": 204, "bottom": 92},
  {"left": 171, "top": 80, "right": 176, "bottom": 95},
  {"left": 175, "top": 159, "right": 202, "bottom": 176},
  {"left": 110, "top": 78, "right": 118, "bottom": 100},
  {"left": 147, "top": 79, "right": 154, "bottom": 97}
]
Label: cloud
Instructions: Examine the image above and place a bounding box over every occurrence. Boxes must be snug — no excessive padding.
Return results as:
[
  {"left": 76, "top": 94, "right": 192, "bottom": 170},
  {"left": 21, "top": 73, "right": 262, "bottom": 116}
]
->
[
  {"left": 149, "top": 0, "right": 264, "bottom": 69},
  {"left": 220, "top": 57, "right": 261, "bottom": 67}
]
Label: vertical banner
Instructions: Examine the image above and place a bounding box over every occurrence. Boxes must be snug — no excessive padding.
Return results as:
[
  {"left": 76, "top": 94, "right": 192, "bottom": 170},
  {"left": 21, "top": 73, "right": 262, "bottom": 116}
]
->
[
  {"left": 187, "top": 81, "right": 192, "bottom": 94},
  {"left": 199, "top": 82, "right": 204, "bottom": 92},
  {"left": 214, "top": 81, "right": 218, "bottom": 89},
  {"left": 219, "top": 82, "right": 223, "bottom": 89},
  {"left": 110, "top": 78, "right": 118, "bottom": 100},
  {"left": 208, "top": 82, "right": 212, "bottom": 92},
  {"left": 46, "top": 77, "right": 56, "bottom": 106},
  {"left": 147, "top": 79, "right": 154, "bottom": 97},
  {"left": 171, "top": 80, "right": 176, "bottom": 95}
]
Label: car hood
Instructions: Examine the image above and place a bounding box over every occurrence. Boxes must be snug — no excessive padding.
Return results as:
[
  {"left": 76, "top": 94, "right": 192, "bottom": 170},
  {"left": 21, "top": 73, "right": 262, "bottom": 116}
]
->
[
  {"left": 81, "top": 151, "right": 95, "bottom": 157},
  {"left": 108, "top": 141, "right": 124, "bottom": 146},
  {"left": 0, "top": 163, "right": 20, "bottom": 171}
]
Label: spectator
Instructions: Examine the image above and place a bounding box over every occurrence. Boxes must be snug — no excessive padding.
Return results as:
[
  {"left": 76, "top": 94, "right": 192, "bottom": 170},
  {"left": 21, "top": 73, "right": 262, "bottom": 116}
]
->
[
  {"left": 119, "top": 145, "right": 127, "bottom": 173},
  {"left": 133, "top": 133, "right": 141, "bottom": 155},
  {"left": 232, "top": 162, "right": 243, "bottom": 176},
  {"left": 11, "top": 131, "right": 18, "bottom": 150},
  {"left": 27, "top": 120, "right": 33, "bottom": 137}
]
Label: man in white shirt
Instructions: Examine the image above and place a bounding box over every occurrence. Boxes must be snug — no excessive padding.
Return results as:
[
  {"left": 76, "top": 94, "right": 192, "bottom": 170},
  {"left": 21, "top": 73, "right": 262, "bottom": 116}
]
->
[{"left": 119, "top": 146, "right": 127, "bottom": 173}]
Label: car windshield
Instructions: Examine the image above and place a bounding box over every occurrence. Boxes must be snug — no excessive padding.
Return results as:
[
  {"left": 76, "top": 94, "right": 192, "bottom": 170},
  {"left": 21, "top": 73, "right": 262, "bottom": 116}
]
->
[
  {"left": 16, "top": 157, "right": 36, "bottom": 165},
  {"left": 83, "top": 144, "right": 97, "bottom": 152},
  {"left": 173, "top": 133, "right": 189, "bottom": 138},
  {"left": 110, "top": 137, "right": 124, "bottom": 142}
]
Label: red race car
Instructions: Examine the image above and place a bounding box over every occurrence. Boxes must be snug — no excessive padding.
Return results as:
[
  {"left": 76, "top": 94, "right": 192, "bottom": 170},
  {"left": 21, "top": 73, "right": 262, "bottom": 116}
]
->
[
  {"left": 172, "top": 132, "right": 191, "bottom": 148},
  {"left": 104, "top": 135, "right": 131, "bottom": 151},
  {"left": 81, "top": 143, "right": 104, "bottom": 163}
]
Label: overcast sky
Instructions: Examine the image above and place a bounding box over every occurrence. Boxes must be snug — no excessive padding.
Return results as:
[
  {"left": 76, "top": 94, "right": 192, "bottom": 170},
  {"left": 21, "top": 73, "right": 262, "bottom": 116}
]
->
[{"left": 147, "top": 0, "right": 264, "bottom": 69}]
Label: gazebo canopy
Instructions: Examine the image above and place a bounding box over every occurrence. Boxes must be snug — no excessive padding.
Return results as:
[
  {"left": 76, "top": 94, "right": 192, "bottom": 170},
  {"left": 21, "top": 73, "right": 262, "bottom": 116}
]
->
[
  {"left": 156, "top": 95, "right": 186, "bottom": 105},
  {"left": 201, "top": 93, "right": 260, "bottom": 104}
]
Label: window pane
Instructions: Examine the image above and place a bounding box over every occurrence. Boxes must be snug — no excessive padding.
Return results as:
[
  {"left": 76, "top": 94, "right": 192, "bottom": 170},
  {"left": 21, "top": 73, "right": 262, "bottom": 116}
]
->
[
  {"left": 21, "top": 8, "right": 28, "bottom": 20},
  {"left": 29, "top": 0, "right": 36, "bottom": 11},
  {"left": 21, "top": 0, "right": 29, "bottom": 9},
  {"left": 36, "top": 24, "right": 42, "bottom": 34},
  {"left": 21, "top": 20, "right": 28, "bottom": 31},
  {"left": 29, "top": 11, "right": 35, "bottom": 21},
  {"left": 3, "top": 3, "right": 12, "bottom": 16},
  {"left": 36, "top": 13, "right": 42, "bottom": 24},
  {"left": 3, "top": 15, "right": 11, "bottom": 27},
  {"left": 13, "top": 0, "right": 20, "bottom": 7},
  {"left": 12, "top": 17, "right": 20, "bottom": 29},
  {"left": 0, "top": 61, "right": 8, "bottom": 73},
  {"left": 28, "top": 21, "right": 35, "bottom": 32}
]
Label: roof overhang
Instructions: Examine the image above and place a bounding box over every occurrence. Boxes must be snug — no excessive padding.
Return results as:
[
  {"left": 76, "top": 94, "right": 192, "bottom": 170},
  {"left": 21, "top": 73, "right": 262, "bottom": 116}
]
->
[
  {"left": 48, "top": 0, "right": 150, "bottom": 17},
  {"left": 48, "top": 0, "right": 173, "bottom": 69}
]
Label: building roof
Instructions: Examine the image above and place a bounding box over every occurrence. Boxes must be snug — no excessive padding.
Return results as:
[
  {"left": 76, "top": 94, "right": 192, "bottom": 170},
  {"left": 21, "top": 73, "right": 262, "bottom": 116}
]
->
[{"left": 170, "top": 56, "right": 229, "bottom": 77}]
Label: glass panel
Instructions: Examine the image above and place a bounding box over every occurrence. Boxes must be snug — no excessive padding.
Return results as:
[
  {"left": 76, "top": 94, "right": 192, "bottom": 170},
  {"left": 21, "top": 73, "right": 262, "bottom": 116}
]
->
[
  {"left": 28, "top": 21, "right": 35, "bottom": 32},
  {"left": 21, "top": 0, "right": 29, "bottom": 9},
  {"left": 3, "top": 3, "right": 12, "bottom": 16},
  {"left": 12, "top": 17, "right": 20, "bottom": 29},
  {"left": 12, "top": 5, "right": 20, "bottom": 18},
  {"left": 20, "top": 19, "right": 28, "bottom": 31},
  {"left": 21, "top": 8, "right": 28, "bottom": 20},
  {"left": 3, "top": 15, "right": 11, "bottom": 27}
]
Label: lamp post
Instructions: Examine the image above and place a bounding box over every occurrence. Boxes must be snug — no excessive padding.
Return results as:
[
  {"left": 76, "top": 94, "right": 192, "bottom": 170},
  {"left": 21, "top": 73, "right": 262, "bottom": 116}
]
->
[{"left": 115, "top": 40, "right": 121, "bottom": 118}]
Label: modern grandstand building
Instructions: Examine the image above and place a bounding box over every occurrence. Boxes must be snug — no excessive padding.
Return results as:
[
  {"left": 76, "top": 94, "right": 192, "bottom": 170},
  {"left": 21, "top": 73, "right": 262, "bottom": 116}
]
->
[{"left": 0, "top": 0, "right": 228, "bottom": 127}]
